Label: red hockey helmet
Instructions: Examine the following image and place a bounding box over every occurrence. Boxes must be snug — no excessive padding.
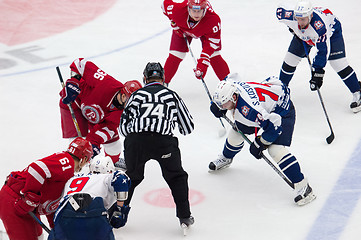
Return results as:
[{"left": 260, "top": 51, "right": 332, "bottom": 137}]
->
[
  {"left": 188, "top": 0, "right": 207, "bottom": 10},
  {"left": 67, "top": 137, "right": 93, "bottom": 161},
  {"left": 123, "top": 80, "right": 142, "bottom": 98}
]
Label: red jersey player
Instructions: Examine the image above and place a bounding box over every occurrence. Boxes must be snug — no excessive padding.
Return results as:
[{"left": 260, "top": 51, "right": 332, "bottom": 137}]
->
[
  {"left": 59, "top": 58, "right": 142, "bottom": 164},
  {"left": 0, "top": 137, "right": 93, "bottom": 240},
  {"left": 162, "top": 0, "right": 230, "bottom": 85}
]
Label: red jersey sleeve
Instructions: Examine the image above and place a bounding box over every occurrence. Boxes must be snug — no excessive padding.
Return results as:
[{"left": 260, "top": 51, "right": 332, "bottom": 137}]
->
[
  {"left": 198, "top": 7, "right": 222, "bottom": 58},
  {"left": 85, "top": 110, "right": 122, "bottom": 146},
  {"left": 21, "top": 152, "right": 75, "bottom": 194}
]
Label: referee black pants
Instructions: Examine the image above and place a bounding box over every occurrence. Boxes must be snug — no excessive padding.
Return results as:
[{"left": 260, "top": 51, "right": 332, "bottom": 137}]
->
[{"left": 123, "top": 132, "right": 191, "bottom": 218}]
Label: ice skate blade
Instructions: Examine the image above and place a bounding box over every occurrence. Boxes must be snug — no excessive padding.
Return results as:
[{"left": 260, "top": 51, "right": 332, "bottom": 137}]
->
[
  {"left": 351, "top": 105, "right": 361, "bottom": 113},
  {"left": 296, "top": 193, "right": 317, "bottom": 206},
  {"left": 208, "top": 164, "right": 231, "bottom": 172},
  {"left": 181, "top": 223, "right": 189, "bottom": 236}
]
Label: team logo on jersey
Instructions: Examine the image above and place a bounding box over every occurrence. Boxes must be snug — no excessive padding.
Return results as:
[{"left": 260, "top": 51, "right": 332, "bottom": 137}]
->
[
  {"left": 314, "top": 21, "right": 324, "bottom": 30},
  {"left": 38, "top": 197, "right": 62, "bottom": 215},
  {"left": 81, "top": 104, "right": 105, "bottom": 124},
  {"left": 285, "top": 11, "right": 292, "bottom": 18},
  {"left": 241, "top": 105, "right": 250, "bottom": 116}
]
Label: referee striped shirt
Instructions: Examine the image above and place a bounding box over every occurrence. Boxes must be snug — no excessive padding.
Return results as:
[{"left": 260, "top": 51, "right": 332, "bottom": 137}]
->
[{"left": 120, "top": 82, "right": 194, "bottom": 136}]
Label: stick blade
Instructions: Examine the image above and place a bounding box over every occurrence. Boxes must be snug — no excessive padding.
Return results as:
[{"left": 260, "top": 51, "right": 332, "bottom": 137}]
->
[{"left": 326, "top": 132, "right": 335, "bottom": 144}]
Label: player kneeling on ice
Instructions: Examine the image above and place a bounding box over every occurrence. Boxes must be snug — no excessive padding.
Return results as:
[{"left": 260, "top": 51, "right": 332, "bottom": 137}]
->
[
  {"left": 209, "top": 73, "right": 316, "bottom": 206},
  {"left": 48, "top": 156, "right": 131, "bottom": 240}
]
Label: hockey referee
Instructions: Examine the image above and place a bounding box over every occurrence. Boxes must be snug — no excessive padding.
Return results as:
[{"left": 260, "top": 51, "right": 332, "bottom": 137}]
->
[{"left": 119, "top": 62, "right": 195, "bottom": 229}]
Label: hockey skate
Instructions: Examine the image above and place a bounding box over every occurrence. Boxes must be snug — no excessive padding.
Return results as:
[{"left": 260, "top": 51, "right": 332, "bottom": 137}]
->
[
  {"left": 350, "top": 90, "right": 361, "bottom": 113},
  {"left": 209, "top": 154, "right": 233, "bottom": 171},
  {"left": 114, "top": 157, "right": 127, "bottom": 171},
  {"left": 179, "top": 216, "right": 194, "bottom": 236},
  {"left": 294, "top": 179, "right": 316, "bottom": 206}
]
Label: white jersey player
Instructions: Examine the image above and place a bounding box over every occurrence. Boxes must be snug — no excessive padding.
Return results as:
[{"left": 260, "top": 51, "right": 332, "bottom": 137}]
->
[
  {"left": 209, "top": 73, "right": 316, "bottom": 206},
  {"left": 277, "top": 0, "right": 361, "bottom": 113},
  {"left": 48, "top": 156, "right": 131, "bottom": 240}
]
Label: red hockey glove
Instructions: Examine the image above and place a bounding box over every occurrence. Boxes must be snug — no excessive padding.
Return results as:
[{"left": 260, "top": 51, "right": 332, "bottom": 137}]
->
[
  {"left": 194, "top": 57, "right": 210, "bottom": 79},
  {"left": 171, "top": 21, "right": 183, "bottom": 37},
  {"left": 60, "top": 77, "right": 81, "bottom": 104},
  {"left": 14, "top": 191, "right": 41, "bottom": 216}
]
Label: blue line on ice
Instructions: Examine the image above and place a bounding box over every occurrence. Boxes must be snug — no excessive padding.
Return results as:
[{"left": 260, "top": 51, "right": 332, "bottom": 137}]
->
[{"left": 306, "top": 138, "right": 361, "bottom": 239}]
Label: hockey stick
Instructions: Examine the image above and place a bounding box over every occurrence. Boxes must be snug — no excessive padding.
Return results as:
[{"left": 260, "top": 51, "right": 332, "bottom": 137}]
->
[
  {"left": 56, "top": 66, "right": 83, "bottom": 137},
  {"left": 184, "top": 36, "right": 227, "bottom": 137},
  {"left": 302, "top": 42, "right": 335, "bottom": 144},
  {"left": 29, "top": 212, "right": 51, "bottom": 234},
  {"left": 221, "top": 114, "right": 295, "bottom": 189}
]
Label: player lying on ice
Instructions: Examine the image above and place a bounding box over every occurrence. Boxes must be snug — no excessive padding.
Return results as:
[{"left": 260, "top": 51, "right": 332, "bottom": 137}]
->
[{"left": 209, "top": 73, "right": 316, "bottom": 206}]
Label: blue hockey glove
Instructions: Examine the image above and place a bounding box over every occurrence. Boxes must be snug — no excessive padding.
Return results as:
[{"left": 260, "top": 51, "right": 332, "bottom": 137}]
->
[
  {"left": 111, "top": 171, "right": 131, "bottom": 192},
  {"left": 210, "top": 102, "right": 227, "bottom": 118},
  {"left": 62, "top": 78, "right": 81, "bottom": 104},
  {"left": 91, "top": 144, "right": 100, "bottom": 159},
  {"left": 110, "top": 205, "right": 131, "bottom": 228},
  {"left": 309, "top": 68, "right": 325, "bottom": 91},
  {"left": 249, "top": 136, "right": 267, "bottom": 159}
]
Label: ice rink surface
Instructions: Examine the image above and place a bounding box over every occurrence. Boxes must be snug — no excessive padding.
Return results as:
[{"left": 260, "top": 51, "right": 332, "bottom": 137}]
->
[{"left": 1, "top": 0, "right": 361, "bottom": 239}]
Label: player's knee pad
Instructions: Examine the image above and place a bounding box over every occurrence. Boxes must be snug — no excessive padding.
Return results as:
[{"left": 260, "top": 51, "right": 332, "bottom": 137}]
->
[
  {"left": 267, "top": 144, "right": 290, "bottom": 164},
  {"left": 169, "top": 51, "right": 186, "bottom": 60},
  {"left": 329, "top": 57, "right": 349, "bottom": 73},
  {"left": 226, "top": 129, "right": 245, "bottom": 147},
  {"left": 222, "top": 129, "right": 244, "bottom": 159},
  {"left": 284, "top": 52, "right": 302, "bottom": 67}
]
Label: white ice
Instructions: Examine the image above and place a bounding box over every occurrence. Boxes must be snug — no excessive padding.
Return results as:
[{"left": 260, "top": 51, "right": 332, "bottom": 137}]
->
[{"left": 1, "top": 0, "right": 361, "bottom": 239}]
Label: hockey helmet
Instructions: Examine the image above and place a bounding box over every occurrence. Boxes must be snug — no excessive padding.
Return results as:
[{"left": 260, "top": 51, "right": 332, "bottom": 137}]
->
[
  {"left": 123, "top": 80, "right": 142, "bottom": 98},
  {"left": 188, "top": 0, "right": 207, "bottom": 10},
  {"left": 143, "top": 62, "right": 164, "bottom": 80},
  {"left": 213, "top": 79, "right": 238, "bottom": 109},
  {"left": 67, "top": 137, "right": 93, "bottom": 161},
  {"left": 89, "top": 156, "right": 115, "bottom": 174},
  {"left": 294, "top": 0, "right": 313, "bottom": 18}
]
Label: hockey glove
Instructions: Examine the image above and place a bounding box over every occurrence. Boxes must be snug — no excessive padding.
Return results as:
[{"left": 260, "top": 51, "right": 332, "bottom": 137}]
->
[
  {"left": 194, "top": 56, "right": 210, "bottom": 79},
  {"left": 171, "top": 21, "right": 184, "bottom": 37},
  {"left": 110, "top": 205, "right": 131, "bottom": 228},
  {"left": 309, "top": 68, "right": 325, "bottom": 91},
  {"left": 111, "top": 170, "right": 131, "bottom": 201},
  {"left": 249, "top": 136, "right": 268, "bottom": 159},
  {"left": 14, "top": 191, "right": 41, "bottom": 216},
  {"left": 91, "top": 144, "right": 101, "bottom": 158},
  {"left": 61, "top": 78, "right": 81, "bottom": 104},
  {"left": 210, "top": 102, "right": 227, "bottom": 118}
]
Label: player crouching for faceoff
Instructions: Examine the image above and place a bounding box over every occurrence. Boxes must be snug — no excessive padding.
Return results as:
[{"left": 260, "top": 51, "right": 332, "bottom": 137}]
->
[
  {"left": 48, "top": 156, "right": 131, "bottom": 240},
  {"left": 59, "top": 58, "right": 142, "bottom": 166},
  {"left": 209, "top": 73, "right": 316, "bottom": 206},
  {"left": 0, "top": 137, "right": 93, "bottom": 240}
]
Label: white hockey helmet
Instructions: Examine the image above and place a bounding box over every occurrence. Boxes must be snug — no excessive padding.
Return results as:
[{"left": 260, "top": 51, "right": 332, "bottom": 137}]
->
[
  {"left": 294, "top": 0, "right": 313, "bottom": 18},
  {"left": 89, "top": 156, "right": 115, "bottom": 174},
  {"left": 213, "top": 77, "right": 239, "bottom": 109}
]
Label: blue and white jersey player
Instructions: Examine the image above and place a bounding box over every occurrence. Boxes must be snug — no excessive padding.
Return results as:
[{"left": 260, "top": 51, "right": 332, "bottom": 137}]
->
[
  {"left": 277, "top": 0, "right": 361, "bottom": 113},
  {"left": 48, "top": 156, "right": 131, "bottom": 240},
  {"left": 209, "top": 73, "right": 316, "bottom": 206}
]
